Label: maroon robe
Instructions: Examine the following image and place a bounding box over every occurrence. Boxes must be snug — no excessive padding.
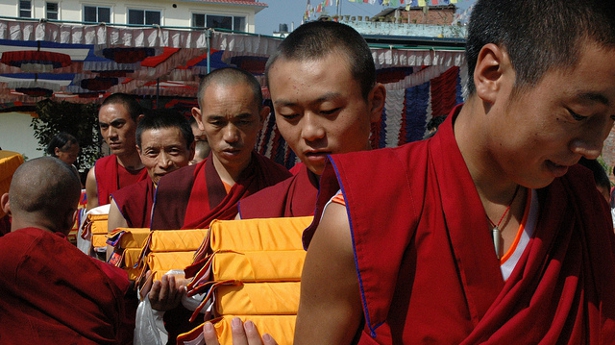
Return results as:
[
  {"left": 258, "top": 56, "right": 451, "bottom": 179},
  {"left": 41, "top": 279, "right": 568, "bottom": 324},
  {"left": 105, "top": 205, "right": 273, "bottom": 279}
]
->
[
  {"left": 305, "top": 107, "right": 615, "bottom": 344},
  {"left": 95, "top": 155, "right": 148, "bottom": 206},
  {"left": 111, "top": 176, "right": 155, "bottom": 228},
  {"left": 238, "top": 163, "right": 319, "bottom": 218},
  {"left": 0, "top": 227, "right": 134, "bottom": 344},
  {"left": 151, "top": 152, "right": 291, "bottom": 229}
]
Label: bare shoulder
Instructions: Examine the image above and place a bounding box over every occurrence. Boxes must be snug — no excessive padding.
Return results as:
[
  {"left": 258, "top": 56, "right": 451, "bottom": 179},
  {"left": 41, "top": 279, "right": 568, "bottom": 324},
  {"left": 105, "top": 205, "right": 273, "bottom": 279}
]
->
[
  {"left": 294, "top": 203, "right": 362, "bottom": 344},
  {"left": 85, "top": 166, "right": 98, "bottom": 210}
]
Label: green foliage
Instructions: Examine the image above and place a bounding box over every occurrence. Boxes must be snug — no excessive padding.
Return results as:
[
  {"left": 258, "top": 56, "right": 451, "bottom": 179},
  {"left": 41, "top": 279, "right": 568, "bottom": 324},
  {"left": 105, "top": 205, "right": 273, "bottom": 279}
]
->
[{"left": 31, "top": 99, "right": 101, "bottom": 171}]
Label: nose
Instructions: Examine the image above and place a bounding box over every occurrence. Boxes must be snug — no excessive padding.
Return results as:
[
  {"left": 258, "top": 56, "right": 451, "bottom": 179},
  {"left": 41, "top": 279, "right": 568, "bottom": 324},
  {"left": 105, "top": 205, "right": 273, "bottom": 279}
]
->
[
  {"left": 158, "top": 152, "right": 173, "bottom": 169},
  {"left": 223, "top": 124, "right": 240, "bottom": 143},
  {"left": 570, "top": 118, "right": 613, "bottom": 160},
  {"left": 301, "top": 113, "right": 326, "bottom": 142}
]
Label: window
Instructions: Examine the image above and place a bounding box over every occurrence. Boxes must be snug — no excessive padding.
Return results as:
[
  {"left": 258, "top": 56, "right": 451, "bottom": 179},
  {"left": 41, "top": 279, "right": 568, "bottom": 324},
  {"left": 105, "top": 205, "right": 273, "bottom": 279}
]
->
[
  {"left": 46, "top": 2, "right": 58, "bottom": 20},
  {"left": 128, "top": 9, "right": 161, "bottom": 25},
  {"left": 192, "top": 13, "right": 246, "bottom": 31},
  {"left": 84, "top": 6, "right": 111, "bottom": 23},
  {"left": 19, "top": 0, "right": 31, "bottom": 18}
]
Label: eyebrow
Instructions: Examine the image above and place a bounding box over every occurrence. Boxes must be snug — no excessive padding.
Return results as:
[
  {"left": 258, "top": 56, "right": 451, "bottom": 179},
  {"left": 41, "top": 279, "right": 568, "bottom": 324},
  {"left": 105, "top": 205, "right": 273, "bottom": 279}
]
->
[
  {"left": 576, "top": 92, "right": 610, "bottom": 106},
  {"left": 274, "top": 92, "right": 343, "bottom": 107}
]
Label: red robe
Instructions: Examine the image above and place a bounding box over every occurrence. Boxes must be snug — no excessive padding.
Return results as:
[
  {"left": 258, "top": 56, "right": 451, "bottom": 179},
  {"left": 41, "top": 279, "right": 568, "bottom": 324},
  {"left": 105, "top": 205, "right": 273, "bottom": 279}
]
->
[
  {"left": 238, "top": 163, "right": 319, "bottom": 218},
  {"left": 111, "top": 176, "right": 155, "bottom": 228},
  {"left": 151, "top": 152, "right": 291, "bottom": 229},
  {"left": 0, "top": 227, "right": 134, "bottom": 344},
  {"left": 95, "top": 155, "right": 148, "bottom": 206},
  {"left": 305, "top": 107, "right": 615, "bottom": 344}
]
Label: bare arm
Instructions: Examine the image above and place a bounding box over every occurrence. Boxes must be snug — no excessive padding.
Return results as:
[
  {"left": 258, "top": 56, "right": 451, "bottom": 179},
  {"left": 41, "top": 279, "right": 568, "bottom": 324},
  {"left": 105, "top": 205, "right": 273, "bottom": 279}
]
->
[
  {"left": 85, "top": 167, "right": 98, "bottom": 211},
  {"left": 294, "top": 202, "right": 363, "bottom": 344},
  {"left": 107, "top": 199, "right": 128, "bottom": 260}
]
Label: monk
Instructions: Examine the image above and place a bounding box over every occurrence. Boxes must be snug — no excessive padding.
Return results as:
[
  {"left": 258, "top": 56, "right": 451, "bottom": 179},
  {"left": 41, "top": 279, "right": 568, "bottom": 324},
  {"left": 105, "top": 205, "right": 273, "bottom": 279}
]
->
[
  {"left": 108, "top": 109, "right": 195, "bottom": 232},
  {"left": 150, "top": 67, "right": 291, "bottom": 230},
  {"left": 236, "top": 21, "right": 385, "bottom": 219},
  {"left": 205, "top": 0, "right": 615, "bottom": 343},
  {"left": 148, "top": 67, "right": 291, "bottom": 343},
  {"left": 0, "top": 157, "right": 134, "bottom": 344},
  {"left": 189, "top": 115, "right": 210, "bottom": 165},
  {"left": 295, "top": 0, "right": 615, "bottom": 343},
  {"left": 85, "top": 93, "right": 148, "bottom": 210}
]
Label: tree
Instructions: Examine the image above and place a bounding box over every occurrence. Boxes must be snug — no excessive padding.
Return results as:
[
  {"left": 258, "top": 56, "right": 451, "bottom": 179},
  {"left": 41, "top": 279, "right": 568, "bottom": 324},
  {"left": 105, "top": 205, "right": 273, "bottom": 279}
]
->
[{"left": 31, "top": 99, "right": 101, "bottom": 171}]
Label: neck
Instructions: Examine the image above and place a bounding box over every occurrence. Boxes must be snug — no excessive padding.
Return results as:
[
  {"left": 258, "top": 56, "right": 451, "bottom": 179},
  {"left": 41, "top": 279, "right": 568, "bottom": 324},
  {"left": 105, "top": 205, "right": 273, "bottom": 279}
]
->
[
  {"left": 212, "top": 154, "right": 251, "bottom": 186},
  {"left": 116, "top": 152, "right": 143, "bottom": 171}
]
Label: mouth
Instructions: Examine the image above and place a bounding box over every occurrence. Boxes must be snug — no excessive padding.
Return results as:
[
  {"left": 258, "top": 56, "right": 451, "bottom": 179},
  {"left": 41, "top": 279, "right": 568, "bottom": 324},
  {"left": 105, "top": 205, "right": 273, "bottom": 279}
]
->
[
  {"left": 221, "top": 148, "right": 242, "bottom": 156},
  {"left": 108, "top": 142, "right": 122, "bottom": 149},
  {"left": 303, "top": 151, "right": 332, "bottom": 162},
  {"left": 545, "top": 160, "right": 570, "bottom": 178}
]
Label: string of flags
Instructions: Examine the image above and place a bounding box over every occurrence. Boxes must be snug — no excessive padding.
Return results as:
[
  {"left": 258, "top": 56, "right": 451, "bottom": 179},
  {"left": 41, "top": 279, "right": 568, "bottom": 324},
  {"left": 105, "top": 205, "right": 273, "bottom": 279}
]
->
[{"left": 305, "top": 0, "right": 467, "bottom": 20}]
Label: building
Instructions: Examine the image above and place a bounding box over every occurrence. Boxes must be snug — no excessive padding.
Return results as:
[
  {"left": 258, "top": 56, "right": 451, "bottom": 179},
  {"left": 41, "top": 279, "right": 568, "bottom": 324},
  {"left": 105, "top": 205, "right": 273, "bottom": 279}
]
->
[{"left": 1, "top": 0, "right": 267, "bottom": 33}]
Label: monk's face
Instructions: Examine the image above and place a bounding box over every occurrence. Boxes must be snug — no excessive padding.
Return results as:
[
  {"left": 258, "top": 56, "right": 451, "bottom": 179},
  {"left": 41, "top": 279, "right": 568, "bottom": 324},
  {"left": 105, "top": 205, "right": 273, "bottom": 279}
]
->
[
  {"left": 473, "top": 42, "right": 615, "bottom": 189},
  {"left": 98, "top": 103, "right": 138, "bottom": 157},
  {"left": 192, "top": 82, "right": 266, "bottom": 175},
  {"left": 137, "top": 127, "right": 193, "bottom": 184},
  {"left": 268, "top": 52, "right": 384, "bottom": 175}
]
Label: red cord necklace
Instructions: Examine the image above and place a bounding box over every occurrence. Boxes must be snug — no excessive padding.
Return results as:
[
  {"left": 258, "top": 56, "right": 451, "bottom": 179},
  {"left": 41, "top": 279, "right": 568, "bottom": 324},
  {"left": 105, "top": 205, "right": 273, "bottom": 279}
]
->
[{"left": 487, "top": 184, "right": 521, "bottom": 259}]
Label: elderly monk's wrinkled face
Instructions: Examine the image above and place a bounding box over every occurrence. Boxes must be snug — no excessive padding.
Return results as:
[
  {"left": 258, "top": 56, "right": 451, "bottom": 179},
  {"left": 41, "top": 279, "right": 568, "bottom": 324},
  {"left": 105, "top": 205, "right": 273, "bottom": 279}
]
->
[
  {"left": 137, "top": 127, "right": 193, "bottom": 185},
  {"left": 193, "top": 82, "right": 266, "bottom": 174},
  {"left": 98, "top": 103, "right": 139, "bottom": 157},
  {"left": 268, "top": 51, "right": 382, "bottom": 175}
]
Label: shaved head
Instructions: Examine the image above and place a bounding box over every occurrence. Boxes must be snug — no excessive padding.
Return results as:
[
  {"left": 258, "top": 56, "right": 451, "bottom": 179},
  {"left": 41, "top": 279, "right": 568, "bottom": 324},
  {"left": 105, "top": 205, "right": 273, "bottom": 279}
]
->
[{"left": 6, "top": 157, "right": 81, "bottom": 234}]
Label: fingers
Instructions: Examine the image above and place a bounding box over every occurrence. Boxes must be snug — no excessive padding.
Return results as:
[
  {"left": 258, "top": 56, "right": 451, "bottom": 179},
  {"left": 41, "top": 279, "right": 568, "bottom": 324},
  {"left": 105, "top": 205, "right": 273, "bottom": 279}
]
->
[
  {"left": 148, "top": 274, "right": 185, "bottom": 311},
  {"left": 231, "top": 317, "right": 250, "bottom": 345},
  {"left": 203, "top": 318, "right": 279, "bottom": 345},
  {"left": 203, "top": 322, "right": 221, "bottom": 345}
]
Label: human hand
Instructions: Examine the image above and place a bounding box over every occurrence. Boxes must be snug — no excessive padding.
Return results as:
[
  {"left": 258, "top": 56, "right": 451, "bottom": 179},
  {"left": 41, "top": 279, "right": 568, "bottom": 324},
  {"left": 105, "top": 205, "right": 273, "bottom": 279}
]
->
[
  {"left": 203, "top": 317, "right": 278, "bottom": 345},
  {"left": 148, "top": 273, "right": 187, "bottom": 311}
]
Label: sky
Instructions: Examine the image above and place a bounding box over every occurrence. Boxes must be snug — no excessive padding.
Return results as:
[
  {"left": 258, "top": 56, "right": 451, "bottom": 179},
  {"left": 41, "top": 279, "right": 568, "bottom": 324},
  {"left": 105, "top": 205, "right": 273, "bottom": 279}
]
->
[{"left": 254, "top": 0, "right": 475, "bottom": 36}]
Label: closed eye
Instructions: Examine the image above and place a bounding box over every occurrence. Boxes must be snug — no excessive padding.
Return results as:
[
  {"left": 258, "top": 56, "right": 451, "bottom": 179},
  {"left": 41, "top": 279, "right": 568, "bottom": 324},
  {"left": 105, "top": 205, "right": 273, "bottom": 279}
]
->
[{"left": 568, "top": 109, "right": 587, "bottom": 121}]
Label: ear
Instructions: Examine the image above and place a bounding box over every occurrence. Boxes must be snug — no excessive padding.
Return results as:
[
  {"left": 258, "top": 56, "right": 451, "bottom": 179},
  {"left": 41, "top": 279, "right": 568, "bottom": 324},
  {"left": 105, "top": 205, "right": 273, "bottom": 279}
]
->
[
  {"left": 136, "top": 144, "right": 142, "bottom": 156},
  {"left": 473, "top": 43, "right": 512, "bottom": 104},
  {"left": 1, "top": 193, "right": 10, "bottom": 216},
  {"left": 54, "top": 147, "right": 61, "bottom": 157},
  {"left": 136, "top": 114, "right": 145, "bottom": 123},
  {"left": 368, "top": 83, "right": 386, "bottom": 124},
  {"left": 192, "top": 107, "right": 204, "bottom": 131},
  {"left": 259, "top": 105, "right": 271, "bottom": 123}
]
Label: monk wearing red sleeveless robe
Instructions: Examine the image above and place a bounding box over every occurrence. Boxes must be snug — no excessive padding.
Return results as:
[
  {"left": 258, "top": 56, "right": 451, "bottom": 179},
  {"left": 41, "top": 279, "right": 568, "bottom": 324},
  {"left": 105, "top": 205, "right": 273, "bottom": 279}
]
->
[
  {"left": 291, "top": 1, "right": 615, "bottom": 344},
  {"left": 0, "top": 157, "right": 134, "bottom": 344},
  {"left": 85, "top": 93, "right": 147, "bottom": 210},
  {"left": 150, "top": 68, "right": 290, "bottom": 231},
  {"left": 236, "top": 22, "right": 385, "bottom": 219}
]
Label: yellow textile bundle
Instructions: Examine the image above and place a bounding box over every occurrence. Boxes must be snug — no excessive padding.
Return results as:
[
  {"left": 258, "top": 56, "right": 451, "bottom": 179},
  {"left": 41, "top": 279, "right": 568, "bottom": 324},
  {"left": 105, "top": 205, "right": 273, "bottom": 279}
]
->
[
  {"left": 211, "top": 250, "right": 305, "bottom": 282},
  {"left": 88, "top": 214, "right": 108, "bottom": 235},
  {"left": 209, "top": 216, "right": 312, "bottom": 252},
  {"left": 0, "top": 151, "right": 24, "bottom": 219},
  {"left": 215, "top": 282, "right": 300, "bottom": 315},
  {"left": 110, "top": 228, "right": 151, "bottom": 249},
  {"left": 147, "top": 251, "right": 196, "bottom": 281},
  {"left": 148, "top": 229, "right": 209, "bottom": 252},
  {"left": 122, "top": 248, "right": 142, "bottom": 268},
  {"left": 92, "top": 234, "right": 108, "bottom": 248}
]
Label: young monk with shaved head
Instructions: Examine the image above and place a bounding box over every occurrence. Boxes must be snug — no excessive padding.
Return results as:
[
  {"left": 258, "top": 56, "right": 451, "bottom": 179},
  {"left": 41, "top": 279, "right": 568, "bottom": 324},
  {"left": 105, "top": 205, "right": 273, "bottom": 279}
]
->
[{"left": 0, "top": 157, "right": 133, "bottom": 343}]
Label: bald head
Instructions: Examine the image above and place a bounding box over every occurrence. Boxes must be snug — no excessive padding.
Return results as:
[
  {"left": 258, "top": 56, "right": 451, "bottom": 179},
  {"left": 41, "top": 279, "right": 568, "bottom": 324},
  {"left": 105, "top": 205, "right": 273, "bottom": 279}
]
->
[
  {"left": 3, "top": 157, "right": 81, "bottom": 234},
  {"left": 197, "top": 67, "right": 263, "bottom": 110}
]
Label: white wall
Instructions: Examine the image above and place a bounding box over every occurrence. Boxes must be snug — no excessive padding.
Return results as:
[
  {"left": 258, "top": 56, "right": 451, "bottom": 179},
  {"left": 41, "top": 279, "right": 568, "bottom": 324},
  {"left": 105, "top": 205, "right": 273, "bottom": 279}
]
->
[{"left": 0, "top": 112, "right": 45, "bottom": 161}]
